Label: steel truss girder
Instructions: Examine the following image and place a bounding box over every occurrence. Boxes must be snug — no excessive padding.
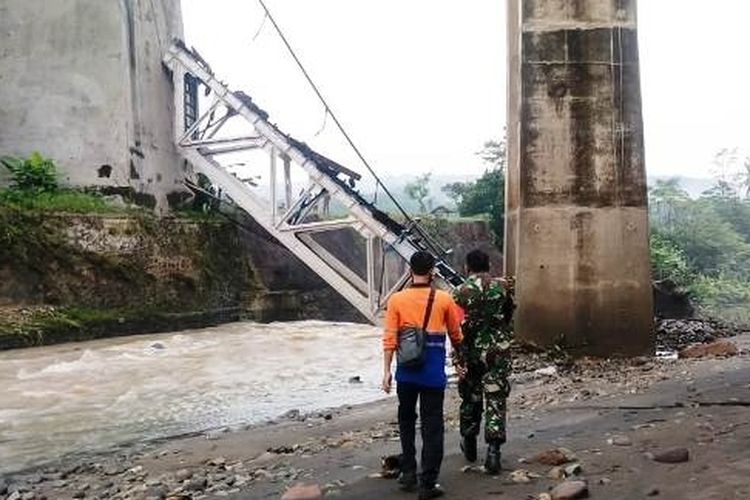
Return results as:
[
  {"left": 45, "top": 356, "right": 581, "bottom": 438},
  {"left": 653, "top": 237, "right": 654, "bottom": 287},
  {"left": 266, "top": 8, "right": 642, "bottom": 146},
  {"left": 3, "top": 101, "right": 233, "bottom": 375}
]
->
[{"left": 164, "top": 42, "right": 463, "bottom": 323}]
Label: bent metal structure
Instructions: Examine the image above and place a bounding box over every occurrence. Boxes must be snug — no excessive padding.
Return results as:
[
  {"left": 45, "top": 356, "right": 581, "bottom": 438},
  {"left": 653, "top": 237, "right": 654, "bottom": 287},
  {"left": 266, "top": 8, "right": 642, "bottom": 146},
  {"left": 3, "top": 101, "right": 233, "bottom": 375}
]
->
[{"left": 163, "top": 42, "right": 464, "bottom": 323}]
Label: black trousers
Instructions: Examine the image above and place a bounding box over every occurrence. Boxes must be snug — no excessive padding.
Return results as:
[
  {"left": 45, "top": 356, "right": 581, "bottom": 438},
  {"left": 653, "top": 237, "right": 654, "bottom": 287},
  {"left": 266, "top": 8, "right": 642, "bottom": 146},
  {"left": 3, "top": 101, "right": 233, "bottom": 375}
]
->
[{"left": 397, "top": 382, "right": 445, "bottom": 487}]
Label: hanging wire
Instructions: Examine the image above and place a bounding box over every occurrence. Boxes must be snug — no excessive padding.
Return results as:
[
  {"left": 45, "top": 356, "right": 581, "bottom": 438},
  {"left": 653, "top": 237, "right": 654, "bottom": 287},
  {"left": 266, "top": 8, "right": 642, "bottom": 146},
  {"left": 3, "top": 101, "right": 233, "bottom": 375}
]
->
[
  {"left": 377, "top": 239, "right": 387, "bottom": 309},
  {"left": 252, "top": 12, "right": 269, "bottom": 41},
  {"left": 256, "top": 0, "right": 412, "bottom": 222},
  {"left": 314, "top": 108, "right": 329, "bottom": 137}
]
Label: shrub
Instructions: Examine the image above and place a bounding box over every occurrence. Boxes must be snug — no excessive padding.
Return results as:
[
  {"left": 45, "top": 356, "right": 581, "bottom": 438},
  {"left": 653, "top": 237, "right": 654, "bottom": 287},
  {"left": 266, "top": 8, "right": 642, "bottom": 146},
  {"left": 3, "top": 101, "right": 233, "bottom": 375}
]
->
[
  {"left": 1, "top": 152, "right": 59, "bottom": 192},
  {"left": 650, "top": 231, "right": 694, "bottom": 287},
  {"left": 689, "top": 274, "right": 750, "bottom": 323}
]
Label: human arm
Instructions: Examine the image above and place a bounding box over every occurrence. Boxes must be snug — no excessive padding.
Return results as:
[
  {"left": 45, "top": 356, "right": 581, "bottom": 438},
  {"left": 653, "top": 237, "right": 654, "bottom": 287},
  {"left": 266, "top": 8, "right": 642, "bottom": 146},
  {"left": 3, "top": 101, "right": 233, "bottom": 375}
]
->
[
  {"left": 445, "top": 297, "right": 463, "bottom": 349},
  {"left": 382, "top": 297, "right": 399, "bottom": 393},
  {"left": 445, "top": 296, "right": 466, "bottom": 378},
  {"left": 382, "top": 349, "right": 395, "bottom": 393}
]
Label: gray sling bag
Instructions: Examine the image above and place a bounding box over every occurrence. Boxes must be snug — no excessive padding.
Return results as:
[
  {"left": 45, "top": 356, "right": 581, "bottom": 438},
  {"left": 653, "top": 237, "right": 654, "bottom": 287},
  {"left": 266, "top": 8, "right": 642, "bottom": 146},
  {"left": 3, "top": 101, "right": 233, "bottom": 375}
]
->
[{"left": 396, "top": 287, "right": 436, "bottom": 368}]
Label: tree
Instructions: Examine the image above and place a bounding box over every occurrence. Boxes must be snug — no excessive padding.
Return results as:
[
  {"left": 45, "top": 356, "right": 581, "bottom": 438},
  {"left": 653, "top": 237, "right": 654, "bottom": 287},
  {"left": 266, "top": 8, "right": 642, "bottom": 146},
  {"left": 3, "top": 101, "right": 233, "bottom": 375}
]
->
[
  {"left": 648, "top": 178, "right": 690, "bottom": 229},
  {"left": 650, "top": 230, "right": 693, "bottom": 286},
  {"left": 648, "top": 155, "right": 750, "bottom": 323},
  {"left": 404, "top": 172, "right": 432, "bottom": 213},
  {"left": 702, "top": 180, "right": 737, "bottom": 201},
  {"left": 441, "top": 138, "right": 506, "bottom": 246},
  {"left": 667, "top": 200, "right": 749, "bottom": 277},
  {"left": 478, "top": 139, "right": 507, "bottom": 168},
  {"left": 711, "top": 148, "right": 740, "bottom": 188},
  {"left": 738, "top": 157, "right": 750, "bottom": 199}
]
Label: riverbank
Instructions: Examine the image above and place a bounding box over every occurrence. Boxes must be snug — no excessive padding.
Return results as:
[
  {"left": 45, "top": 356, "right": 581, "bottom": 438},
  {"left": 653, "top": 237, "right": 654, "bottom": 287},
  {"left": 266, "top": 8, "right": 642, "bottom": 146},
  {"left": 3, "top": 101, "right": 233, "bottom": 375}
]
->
[
  {"left": 2, "top": 329, "right": 748, "bottom": 500},
  {"left": 0, "top": 207, "right": 363, "bottom": 351},
  {"left": 0, "top": 204, "right": 503, "bottom": 351}
]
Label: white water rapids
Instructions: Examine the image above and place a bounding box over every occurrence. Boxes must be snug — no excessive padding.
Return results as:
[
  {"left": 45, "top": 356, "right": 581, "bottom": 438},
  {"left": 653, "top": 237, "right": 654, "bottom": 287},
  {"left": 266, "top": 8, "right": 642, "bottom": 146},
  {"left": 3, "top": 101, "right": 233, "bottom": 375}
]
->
[{"left": 0, "top": 321, "right": 384, "bottom": 473}]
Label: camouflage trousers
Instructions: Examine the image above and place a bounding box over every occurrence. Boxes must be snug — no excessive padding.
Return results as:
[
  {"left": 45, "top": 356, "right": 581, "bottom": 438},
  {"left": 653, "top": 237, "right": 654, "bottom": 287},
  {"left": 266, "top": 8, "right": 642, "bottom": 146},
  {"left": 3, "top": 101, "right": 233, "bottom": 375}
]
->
[{"left": 458, "top": 353, "right": 511, "bottom": 444}]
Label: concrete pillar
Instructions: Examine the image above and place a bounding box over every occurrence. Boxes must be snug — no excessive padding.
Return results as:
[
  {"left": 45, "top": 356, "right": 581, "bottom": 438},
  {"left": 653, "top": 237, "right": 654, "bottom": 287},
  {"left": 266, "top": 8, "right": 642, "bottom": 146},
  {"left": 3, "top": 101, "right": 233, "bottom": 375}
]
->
[
  {"left": 0, "top": 0, "right": 185, "bottom": 212},
  {"left": 505, "top": 0, "right": 654, "bottom": 356}
]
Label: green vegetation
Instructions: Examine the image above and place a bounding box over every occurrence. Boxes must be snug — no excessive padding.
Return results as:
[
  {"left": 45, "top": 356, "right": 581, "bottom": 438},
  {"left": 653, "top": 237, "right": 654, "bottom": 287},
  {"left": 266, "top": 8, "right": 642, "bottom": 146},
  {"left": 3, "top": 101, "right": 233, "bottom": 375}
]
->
[
  {"left": 0, "top": 305, "right": 211, "bottom": 348},
  {"left": 0, "top": 307, "right": 124, "bottom": 335},
  {"left": 0, "top": 189, "right": 115, "bottom": 213},
  {"left": 650, "top": 168, "right": 750, "bottom": 323},
  {"left": 404, "top": 173, "right": 433, "bottom": 213},
  {"left": 1, "top": 152, "right": 58, "bottom": 192},
  {"left": 0, "top": 153, "right": 126, "bottom": 214},
  {"left": 441, "top": 140, "right": 505, "bottom": 247},
  {"left": 432, "top": 140, "right": 750, "bottom": 324}
]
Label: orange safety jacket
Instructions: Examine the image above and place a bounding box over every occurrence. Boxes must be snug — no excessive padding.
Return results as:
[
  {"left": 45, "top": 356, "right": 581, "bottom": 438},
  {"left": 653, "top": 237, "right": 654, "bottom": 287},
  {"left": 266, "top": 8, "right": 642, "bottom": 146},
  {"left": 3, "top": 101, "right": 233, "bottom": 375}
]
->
[{"left": 383, "top": 284, "right": 463, "bottom": 388}]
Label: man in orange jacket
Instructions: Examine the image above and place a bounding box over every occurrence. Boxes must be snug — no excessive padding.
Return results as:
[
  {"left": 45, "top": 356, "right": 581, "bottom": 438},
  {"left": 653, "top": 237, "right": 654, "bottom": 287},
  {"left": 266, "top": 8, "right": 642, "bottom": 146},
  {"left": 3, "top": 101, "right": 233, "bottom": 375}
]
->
[{"left": 382, "top": 251, "right": 463, "bottom": 500}]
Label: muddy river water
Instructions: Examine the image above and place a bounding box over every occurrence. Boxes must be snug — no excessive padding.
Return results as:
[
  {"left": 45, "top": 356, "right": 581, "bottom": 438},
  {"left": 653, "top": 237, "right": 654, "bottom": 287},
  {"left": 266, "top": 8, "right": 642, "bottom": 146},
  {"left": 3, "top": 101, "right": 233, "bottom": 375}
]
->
[{"left": 0, "top": 321, "right": 383, "bottom": 473}]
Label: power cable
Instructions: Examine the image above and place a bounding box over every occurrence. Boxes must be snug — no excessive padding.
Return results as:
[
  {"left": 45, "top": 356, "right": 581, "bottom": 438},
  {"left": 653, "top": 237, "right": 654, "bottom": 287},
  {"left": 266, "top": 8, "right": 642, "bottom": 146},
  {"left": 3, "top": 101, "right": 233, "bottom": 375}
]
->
[
  {"left": 252, "top": 12, "right": 268, "bottom": 41},
  {"left": 314, "top": 109, "right": 329, "bottom": 137},
  {"left": 256, "top": 0, "right": 412, "bottom": 222}
]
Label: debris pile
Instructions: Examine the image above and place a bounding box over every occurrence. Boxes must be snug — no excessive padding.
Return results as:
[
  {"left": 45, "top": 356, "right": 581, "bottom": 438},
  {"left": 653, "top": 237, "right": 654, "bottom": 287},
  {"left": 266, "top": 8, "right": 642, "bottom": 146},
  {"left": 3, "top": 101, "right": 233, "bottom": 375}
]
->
[{"left": 656, "top": 318, "right": 746, "bottom": 352}]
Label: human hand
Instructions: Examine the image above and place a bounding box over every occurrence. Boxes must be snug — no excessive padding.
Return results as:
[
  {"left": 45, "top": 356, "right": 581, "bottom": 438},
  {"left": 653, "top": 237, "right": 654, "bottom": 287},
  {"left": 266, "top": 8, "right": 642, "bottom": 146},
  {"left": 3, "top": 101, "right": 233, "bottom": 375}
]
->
[
  {"left": 500, "top": 276, "right": 515, "bottom": 292},
  {"left": 382, "top": 371, "right": 392, "bottom": 394},
  {"left": 455, "top": 363, "right": 468, "bottom": 380}
]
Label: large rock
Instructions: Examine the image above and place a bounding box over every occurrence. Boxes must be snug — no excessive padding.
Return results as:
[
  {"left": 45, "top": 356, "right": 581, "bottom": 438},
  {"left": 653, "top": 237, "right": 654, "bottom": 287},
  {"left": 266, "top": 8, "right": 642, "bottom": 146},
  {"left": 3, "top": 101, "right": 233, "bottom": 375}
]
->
[
  {"left": 652, "top": 448, "right": 690, "bottom": 464},
  {"left": 679, "top": 340, "right": 738, "bottom": 359},
  {"left": 534, "top": 448, "right": 575, "bottom": 466},
  {"left": 550, "top": 480, "right": 589, "bottom": 500},
  {"left": 281, "top": 483, "right": 323, "bottom": 500},
  {"left": 608, "top": 435, "right": 633, "bottom": 446}
]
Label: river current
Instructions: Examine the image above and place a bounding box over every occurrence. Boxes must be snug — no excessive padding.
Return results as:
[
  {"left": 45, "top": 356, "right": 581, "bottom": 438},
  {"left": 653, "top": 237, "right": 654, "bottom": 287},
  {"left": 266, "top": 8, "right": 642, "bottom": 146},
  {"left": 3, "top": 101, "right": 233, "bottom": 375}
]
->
[{"left": 0, "top": 321, "right": 383, "bottom": 473}]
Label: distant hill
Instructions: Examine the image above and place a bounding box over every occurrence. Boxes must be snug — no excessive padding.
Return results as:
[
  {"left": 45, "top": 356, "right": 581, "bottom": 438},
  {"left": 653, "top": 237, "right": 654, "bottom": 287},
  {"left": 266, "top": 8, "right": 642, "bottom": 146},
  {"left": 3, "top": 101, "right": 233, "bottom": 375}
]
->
[
  {"left": 330, "top": 172, "right": 718, "bottom": 216},
  {"left": 370, "top": 174, "right": 716, "bottom": 214},
  {"left": 359, "top": 173, "right": 482, "bottom": 213}
]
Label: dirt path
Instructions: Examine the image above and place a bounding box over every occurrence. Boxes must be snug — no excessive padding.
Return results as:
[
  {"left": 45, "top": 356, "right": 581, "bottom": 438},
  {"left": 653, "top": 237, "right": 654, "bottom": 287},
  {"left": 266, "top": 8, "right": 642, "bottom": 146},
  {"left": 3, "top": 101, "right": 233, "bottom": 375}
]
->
[{"left": 3, "top": 334, "right": 750, "bottom": 500}]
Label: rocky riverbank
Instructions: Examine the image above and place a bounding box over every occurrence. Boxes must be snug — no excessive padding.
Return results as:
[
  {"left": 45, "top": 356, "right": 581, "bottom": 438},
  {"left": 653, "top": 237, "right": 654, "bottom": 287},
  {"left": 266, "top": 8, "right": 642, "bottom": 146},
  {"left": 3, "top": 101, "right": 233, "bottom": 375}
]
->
[
  {"left": 2, "top": 322, "right": 747, "bottom": 500},
  {"left": 0, "top": 208, "right": 503, "bottom": 351}
]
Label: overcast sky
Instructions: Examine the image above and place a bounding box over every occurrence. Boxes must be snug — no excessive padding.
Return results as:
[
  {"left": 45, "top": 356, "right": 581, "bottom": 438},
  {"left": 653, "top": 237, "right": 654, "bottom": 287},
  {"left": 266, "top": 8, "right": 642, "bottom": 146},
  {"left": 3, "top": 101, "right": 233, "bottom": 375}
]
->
[{"left": 182, "top": 0, "right": 750, "bottom": 180}]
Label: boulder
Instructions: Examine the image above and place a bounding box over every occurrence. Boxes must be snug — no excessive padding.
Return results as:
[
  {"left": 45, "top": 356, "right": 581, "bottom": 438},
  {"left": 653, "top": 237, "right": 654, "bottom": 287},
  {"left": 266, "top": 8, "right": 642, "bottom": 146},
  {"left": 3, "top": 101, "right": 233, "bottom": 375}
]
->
[
  {"left": 550, "top": 480, "right": 589, "bottom": 500},
  {"left": 281, "top": 483, "right": 323, "bottom": 500},
  {"left": 534, "top": 448, "right": 575, "bottom": 466},
  {"left": 652, "top": 448, "right": 690, "bottom": 464},
  {"left": 608, "top": 435, "right": 633, "bottom": 446},
  {"left": 679, "top": 340, "right": 738, "bottom": 359}
]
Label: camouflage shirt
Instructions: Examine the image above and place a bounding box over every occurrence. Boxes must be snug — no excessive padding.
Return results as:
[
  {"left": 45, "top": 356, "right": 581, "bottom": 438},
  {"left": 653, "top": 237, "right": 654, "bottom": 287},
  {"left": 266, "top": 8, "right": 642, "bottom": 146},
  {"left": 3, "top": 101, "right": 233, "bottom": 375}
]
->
[{"left": 453, "top": 273, "right": 515, "bottom": 365}]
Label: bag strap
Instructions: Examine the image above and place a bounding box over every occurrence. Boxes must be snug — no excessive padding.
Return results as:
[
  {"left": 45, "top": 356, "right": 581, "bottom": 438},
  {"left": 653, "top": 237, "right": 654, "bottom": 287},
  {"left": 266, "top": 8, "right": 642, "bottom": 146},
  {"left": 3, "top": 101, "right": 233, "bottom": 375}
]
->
[{"left": 421, "top": 287, "right": 437, "bottom": 332}]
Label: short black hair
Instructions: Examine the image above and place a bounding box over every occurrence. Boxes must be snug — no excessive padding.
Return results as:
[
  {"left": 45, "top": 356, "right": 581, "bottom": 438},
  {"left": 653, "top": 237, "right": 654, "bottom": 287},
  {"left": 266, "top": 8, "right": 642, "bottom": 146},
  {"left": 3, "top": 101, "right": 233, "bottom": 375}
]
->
[
  {"left": 410, "top": 251, "right": 435, "bottom": 276},
  {"left": 466, "top": 249, "right": 490, "bottom": 273}
]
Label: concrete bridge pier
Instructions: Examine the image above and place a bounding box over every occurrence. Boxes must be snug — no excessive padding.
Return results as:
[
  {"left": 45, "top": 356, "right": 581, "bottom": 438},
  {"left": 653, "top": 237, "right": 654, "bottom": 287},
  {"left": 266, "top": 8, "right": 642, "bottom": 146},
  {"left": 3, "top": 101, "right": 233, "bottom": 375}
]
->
[
  {"left": 0, "top": 0, "right": 185, "bottom": 212},
  {"left": 505, "top": 0, "right": 654, "bottom": 356}
]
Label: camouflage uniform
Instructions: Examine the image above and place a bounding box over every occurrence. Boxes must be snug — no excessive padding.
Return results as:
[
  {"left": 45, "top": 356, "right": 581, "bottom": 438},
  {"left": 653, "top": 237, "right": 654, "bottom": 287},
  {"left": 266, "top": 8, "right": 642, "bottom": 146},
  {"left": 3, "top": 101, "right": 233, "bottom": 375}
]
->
[{"left": 453, "top": 274, "right": 514, "bottom": 444}]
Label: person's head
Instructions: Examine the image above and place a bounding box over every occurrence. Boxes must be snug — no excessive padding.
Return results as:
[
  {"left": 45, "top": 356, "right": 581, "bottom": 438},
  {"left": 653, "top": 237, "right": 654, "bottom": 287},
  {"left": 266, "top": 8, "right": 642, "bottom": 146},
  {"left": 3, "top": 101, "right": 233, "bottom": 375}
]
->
[
  {"left": 409, "top": 251, "right": 435, "bottom": 279},
  {"left": 466, "top": 249, "right": 490, "bottom": 274}
]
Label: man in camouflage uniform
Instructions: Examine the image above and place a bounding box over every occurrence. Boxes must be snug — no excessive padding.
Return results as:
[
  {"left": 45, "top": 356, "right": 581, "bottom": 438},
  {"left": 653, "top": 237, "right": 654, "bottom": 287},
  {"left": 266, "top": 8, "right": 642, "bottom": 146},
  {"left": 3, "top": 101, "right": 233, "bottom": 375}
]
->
[{"left": 453, "top": 249, "right": 514, "bottom": 475}]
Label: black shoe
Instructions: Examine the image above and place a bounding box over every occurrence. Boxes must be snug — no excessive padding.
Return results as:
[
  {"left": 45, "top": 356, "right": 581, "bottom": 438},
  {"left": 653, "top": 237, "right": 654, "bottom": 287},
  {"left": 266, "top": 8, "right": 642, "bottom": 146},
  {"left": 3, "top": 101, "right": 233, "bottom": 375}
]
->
[
  {"left": 461, "top": 434, "right": 478, "bottom": 463},
  {"left": 484, "top": 441, "right": 502, "bottom": 475},
  {"left": 418, "top": 485, "right": 445, "bottom": 500},
  {"left": 398, "top": 471, "right": 417, "bottom": 492}
]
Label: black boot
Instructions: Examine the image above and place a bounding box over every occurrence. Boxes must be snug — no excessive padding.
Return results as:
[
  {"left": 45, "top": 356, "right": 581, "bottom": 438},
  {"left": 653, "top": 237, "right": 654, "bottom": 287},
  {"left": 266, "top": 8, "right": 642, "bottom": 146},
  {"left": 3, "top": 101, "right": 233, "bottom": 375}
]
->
[
  {"left": 418, "top": 484, "right": 445, "bottom": 500},
  {"left": 484, "top": 440, "right": 502, "bottom": 475},
  {"left": 398, "top": 471, "right": 417, "bottom": 492},
  {"left": 461, "top": 434, "right": 478, "bottom": 463}
]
